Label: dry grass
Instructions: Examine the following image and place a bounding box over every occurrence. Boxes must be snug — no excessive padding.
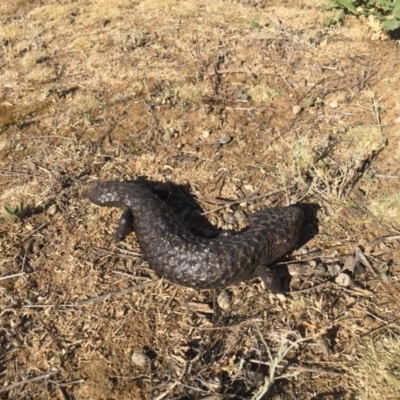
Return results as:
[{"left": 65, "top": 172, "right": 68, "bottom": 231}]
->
[
  {"left": 351, "top": 334, "right": 400, "bottom": 399},
  {"left": 1, "top": 0, "right": 400, "bottom": 399}
]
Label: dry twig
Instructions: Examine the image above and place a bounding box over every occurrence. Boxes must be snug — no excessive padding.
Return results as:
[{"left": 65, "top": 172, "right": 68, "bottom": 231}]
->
[
  {"left": 76, "top": 280, "right": 159, "bottom": 306},
  {"left": 0, "top": 370, "right": 59, "bottom": 394}
]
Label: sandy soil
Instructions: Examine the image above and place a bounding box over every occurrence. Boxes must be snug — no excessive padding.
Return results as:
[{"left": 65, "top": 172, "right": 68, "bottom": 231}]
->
[{"left": 1, "top": 0, "right": 400, "bottom": 399}]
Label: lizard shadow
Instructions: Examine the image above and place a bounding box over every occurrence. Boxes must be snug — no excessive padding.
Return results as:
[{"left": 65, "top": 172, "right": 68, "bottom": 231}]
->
[
  {"left": 136, "top": 175, "right": 318, "bottom": 260},
  {"left": 140, "top": 177, "right": 222, "bottom": 239}
]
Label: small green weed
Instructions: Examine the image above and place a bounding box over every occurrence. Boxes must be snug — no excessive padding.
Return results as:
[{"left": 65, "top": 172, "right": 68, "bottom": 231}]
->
[
  {"left": 251, "top": 14, "right": 261, "bottom": 29},
  {"left": 43, "top": 85, "right": 59, "bottom": 98},
  {"left": 4, "top": 202, "right": 25, "bottom": 219},
  {"left": 324, "top": 0, "right": 400, "bottom": 32}
]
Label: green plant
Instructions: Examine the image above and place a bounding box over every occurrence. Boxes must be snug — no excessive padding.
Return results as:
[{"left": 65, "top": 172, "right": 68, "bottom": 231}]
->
[
  {"left": 251, "top": 14, "right": 261, "bottom": 29},
  {"left": 4, "top": 202, "right": 25, "bottom": 219},
  {"left": 251, "top": 325, "right": 310, "bottom": 399},
  {"left": 324, "top": 0, "right": 400, "bottom": 32},
  {"left": 43, "top": 85, "right": 59, "bottom": 97}
]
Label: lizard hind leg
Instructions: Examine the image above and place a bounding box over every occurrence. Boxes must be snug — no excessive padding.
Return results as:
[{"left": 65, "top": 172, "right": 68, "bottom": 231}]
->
[{"left": 253, "top": 265, "right": 281, "bottom": 293}]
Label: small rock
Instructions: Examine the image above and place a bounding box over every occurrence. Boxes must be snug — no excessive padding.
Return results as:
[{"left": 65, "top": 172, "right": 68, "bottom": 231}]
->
[
  {"left": 335, "top": 273, "right": 352, "bottom": 287},
  {"left": 202, "top": 130, "right": 210, "bottom": 139},
  {"left": 318, "top": 134, "right": 332, "bottom": 150},
  {"left": 299, "top": 246, "right": 309, "bottom": 255},
  {"left": 223, "top": 212, "right": 236, "bottom": 224},
  {"left": 15, "top": 143, "right": 25, "bottom": 151},
  {"left": 314, "top": 263, "right": 327, "bottom": 276},
  {"left": 327, "top": 262, "right": 341, "bottom": 277},
  {"left": 234, "top": 88, "right": 249, "bottom": 101},
  {"left": 219, "top": 133, "right": 232, "bottom": 144},
  {"left": 217, "top": 291, "right": 231, "bottom": 310},
  {"left": 308, "top": 260, "right": 317, "bottom": 268},
  {"left": 234, "top": 210, "right": 247, "bottom": 224},
  {"left": 292, "top": 105, "right": 302, "bottom": 115},
  {"left": 287, "top": 263, "right": 304, "bottom": 276},
  {"left": 276, "top": 293, "right": 287, "bottom": 302},
  {"left": 395, "top": 116, "right": 400, "bottom": 123},
  {"left": 329, "top": 101, "right": 339, "bottom": 109},
  {"left": 131, "top": 351, "right": 149, "bottom": 367},
  {"left": 47, "top": 204, "right": 58, "bottom": 215}
]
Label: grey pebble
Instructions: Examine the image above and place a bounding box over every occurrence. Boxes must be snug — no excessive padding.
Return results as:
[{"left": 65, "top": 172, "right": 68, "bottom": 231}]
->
[
  {"left": 223, "top": 212, "right": 236, "bottom": 224},
  {"left": 219, "top": 133, "right": 232, "bottom": 144},
  {"left": 327, "top": 262, "right": 341, "bottom": 277},
  {"left": 234, "top": 210, "right": 247, "bottom": 224}
]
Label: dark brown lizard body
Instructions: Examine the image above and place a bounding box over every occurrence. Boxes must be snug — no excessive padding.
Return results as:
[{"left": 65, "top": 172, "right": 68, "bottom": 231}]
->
[{"left": 87, "top": 180, "right": 303, "bottom": 291}]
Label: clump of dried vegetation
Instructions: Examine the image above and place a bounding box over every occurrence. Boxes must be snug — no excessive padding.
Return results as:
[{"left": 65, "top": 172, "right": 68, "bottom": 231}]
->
[{"left": 1, "top": 0, "right": 400, "bottom": 399}]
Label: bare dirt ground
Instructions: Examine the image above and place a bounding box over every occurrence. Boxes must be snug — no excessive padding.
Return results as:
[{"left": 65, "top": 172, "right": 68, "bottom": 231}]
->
[{"left": 1, "top": 0, "right": 400, "bottom": 399}]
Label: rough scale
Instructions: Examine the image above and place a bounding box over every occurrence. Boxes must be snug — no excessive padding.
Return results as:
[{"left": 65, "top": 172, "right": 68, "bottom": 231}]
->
[{"left": 87, "top": 180, "right": 304, "bottom": 291}]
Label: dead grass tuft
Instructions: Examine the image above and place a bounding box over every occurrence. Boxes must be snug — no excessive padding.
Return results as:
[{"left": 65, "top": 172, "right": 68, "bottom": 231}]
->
[
  {"left": 340, "top": 125, "right": 386, "bottom": 165},
  {"left": 176, "top": 83, "right": 206, "bottom": 104},
  {"left": 352, "top": 335, "right": 400, "bottom": 399},
  {"left": 247, "top": 82, "right": 280, "bottom": 104},
  {"left": 368, "top": 195, "right": 400, "bottom": 227}
]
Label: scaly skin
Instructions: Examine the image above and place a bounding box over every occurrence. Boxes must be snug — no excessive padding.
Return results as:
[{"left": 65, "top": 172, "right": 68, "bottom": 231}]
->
[{"left": 87, "top": 180, "right": 303, "bottom": 291}]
